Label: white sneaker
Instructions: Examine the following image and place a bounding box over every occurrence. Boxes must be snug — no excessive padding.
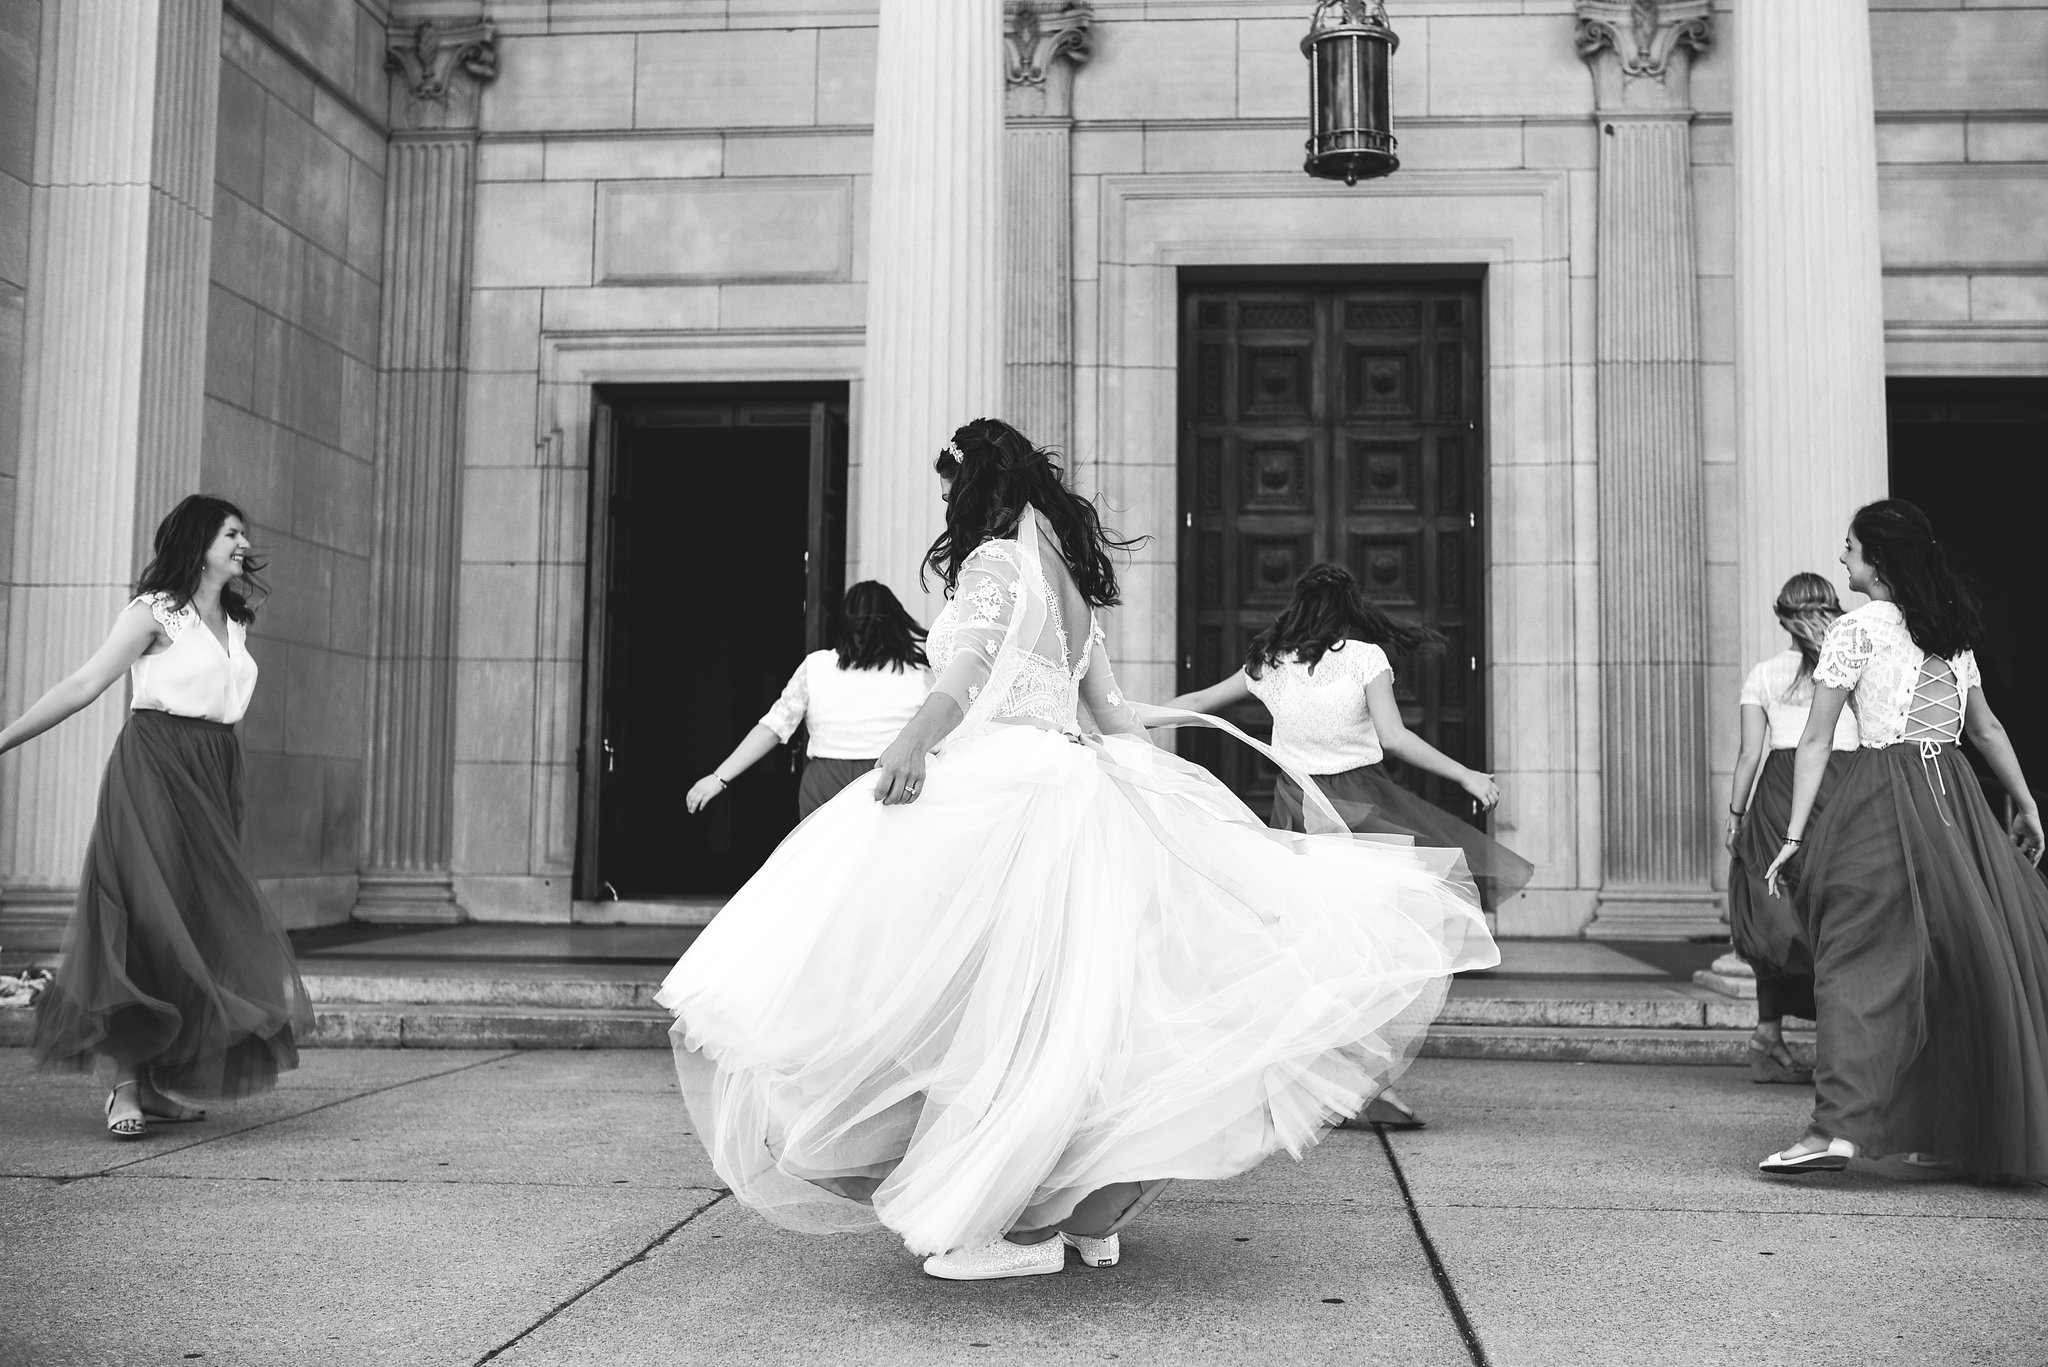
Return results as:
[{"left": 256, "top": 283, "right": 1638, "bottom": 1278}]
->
[
  {"left": 922, "top": 1236, "right": 1066, "bottom": 1281},
  {"left": 1061, "top": 1231, "right": 1119, "bottom": 1267}
]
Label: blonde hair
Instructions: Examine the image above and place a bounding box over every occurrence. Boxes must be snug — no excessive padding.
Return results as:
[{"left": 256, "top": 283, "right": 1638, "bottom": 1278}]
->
[{"left": 1774, "top": 572, "right": 1843, "bottom": 697}]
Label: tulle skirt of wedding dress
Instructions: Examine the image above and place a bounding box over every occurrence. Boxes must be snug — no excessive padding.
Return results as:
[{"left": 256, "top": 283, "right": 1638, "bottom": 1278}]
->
[{"left": 657, "top": 724, "right": 1497, "bottom": 1256}]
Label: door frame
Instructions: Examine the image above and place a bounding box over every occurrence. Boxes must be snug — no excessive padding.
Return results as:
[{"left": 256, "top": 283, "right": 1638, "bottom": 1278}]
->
[{"left": 574, "top": 382, "right": 849, "bottom": 901}]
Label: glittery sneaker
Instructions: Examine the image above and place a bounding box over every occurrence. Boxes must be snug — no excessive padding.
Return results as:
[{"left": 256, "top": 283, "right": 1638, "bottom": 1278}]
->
[
  {"left": 922, "top": 1236, "right": 1066, "bottom": 1281},
  {"left": 1061, "top": 1232, "right": 1119, "bottom": 1267}
]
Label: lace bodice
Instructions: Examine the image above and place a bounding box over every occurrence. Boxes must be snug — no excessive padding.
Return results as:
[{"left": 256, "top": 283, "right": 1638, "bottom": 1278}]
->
[
  {"left": 928, "top": 542, "right": 1089, "bottom": 731},
  {"left": 128, "top": 592, "right": 259, "bottom": 724},
  {"left": 1813, "top": 601, "right": 1979, "bottom": 748},
  {"left": 1244, "top": 641, "right": 1392, "bottom": 774}
]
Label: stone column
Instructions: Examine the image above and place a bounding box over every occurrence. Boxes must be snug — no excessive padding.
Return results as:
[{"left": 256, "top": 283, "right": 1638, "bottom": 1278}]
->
[
  {"left": 1002, "top": 2, "right": 1091, "bottom": 455},
  {"left": 0, "top": 0, "right": 221, "bottom": 947},
  {"left": 855, "top": 0, "right": 1005, "bottom": 618},
  {"left": 1733, "top": 0, "right": 1889, "bottom": 667},
  {"left": 353, "top": 21, "right": 497, "bottom": 924},
  {"left": 1576, "top": 1, "right": 1724, "bottom": 938}
]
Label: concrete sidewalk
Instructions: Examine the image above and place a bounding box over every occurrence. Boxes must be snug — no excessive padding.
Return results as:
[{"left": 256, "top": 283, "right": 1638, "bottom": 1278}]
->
[{"left": 2, "top": 1050, "right": 2043, "bottom": 1367}]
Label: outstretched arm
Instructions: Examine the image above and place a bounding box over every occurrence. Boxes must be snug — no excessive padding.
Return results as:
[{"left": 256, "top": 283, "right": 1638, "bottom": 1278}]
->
[
  {"left": 1165, "top": 669, "right": 1253, "bottom": 716},
  {"left": 1366, "top": 672, "right": 1499, "bottom": 810},
  {"left": 0, "top": 603, "right": 160, "bottom": 757},
  {"left": 1962, "top": 686, "right": 2043, "bottom": 865}
]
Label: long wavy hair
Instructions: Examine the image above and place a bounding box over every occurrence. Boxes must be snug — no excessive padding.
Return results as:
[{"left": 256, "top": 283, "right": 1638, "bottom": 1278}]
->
[
  {"left": 1773, "top": 571, "right": 1844, "bottom": 695},
  {"left": 923, "top": 418, "right": 1144, "bottom": 610},
  {"left": 1850, "top": 498, "right": 1982, "bottom": 659},
  {"left": 1245, "top": 562, "right": 1445, "bottom": 678},
  {"left": 833, "top": 580, "right": 928, "bottom": 672},
  {"left": 134, "top": 494, "right": 265, "bottom": 624}
]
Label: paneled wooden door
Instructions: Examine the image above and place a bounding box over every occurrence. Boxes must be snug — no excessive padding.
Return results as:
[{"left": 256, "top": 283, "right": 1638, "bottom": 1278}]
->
[{"left": 1177, "top": 281, "right": 1488, "bottom": 820}]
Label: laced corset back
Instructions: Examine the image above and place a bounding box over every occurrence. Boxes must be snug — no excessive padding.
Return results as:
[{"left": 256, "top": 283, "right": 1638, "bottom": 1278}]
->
[
  {"left": 1812, "top": 601, "right": 1978, "bottom": 748},
  {"left": 1901, "top": 657, "right": 1965, "bottom": 747}
]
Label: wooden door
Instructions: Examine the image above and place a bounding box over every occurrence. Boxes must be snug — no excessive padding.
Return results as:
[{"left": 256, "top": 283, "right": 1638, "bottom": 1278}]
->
[{"left": 1178, "top": 282, "right": 1487, "bottom": 819}]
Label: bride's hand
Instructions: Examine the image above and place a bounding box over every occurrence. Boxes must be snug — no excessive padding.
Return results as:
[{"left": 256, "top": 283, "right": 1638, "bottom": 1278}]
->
[
  {"left": 1763, "top": 841, "right": 1800, "bottom": 898},
  {"left": 1459, "top": 770, "right": 1501, "bottom": 811},
  {"left": 684, "top": 776, "right": 726, "bottom": 814},
  {"left": 872, "top": 733, "right": 927, "bottom": 806}
]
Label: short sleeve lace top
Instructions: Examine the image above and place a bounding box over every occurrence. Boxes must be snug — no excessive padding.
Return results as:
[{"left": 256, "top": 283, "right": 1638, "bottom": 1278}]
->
[
  {"left": 129, "top": 593, "right": 260, "bottom": 725},
  {"left": 1244, "top": 640, "right": 1392, "bottom": 775},
  {"left": 1739, "top": 649, "right": 1861, "bottom": 752},
  {"left": 1812, "top": 601, "right": 1980, "bottom": 748}
]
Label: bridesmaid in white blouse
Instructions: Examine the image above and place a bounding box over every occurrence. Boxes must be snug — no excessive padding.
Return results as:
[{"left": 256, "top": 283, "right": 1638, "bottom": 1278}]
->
[
  {"left": 687, "top": 581, "right": 932, "bottom": 822},
  {"left": 2, "top": 496, "right": 310, "bottom": 1139}
]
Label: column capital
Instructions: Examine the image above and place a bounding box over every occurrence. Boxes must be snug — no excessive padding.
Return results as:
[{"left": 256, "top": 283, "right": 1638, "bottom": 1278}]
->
[
  {"left": 1574, "top": 0, "right": 1711, "bottom": 112},
  {"left": 386, "top": 18, "right": 498, "bottom": 131},
  {"left": 1005, "top": 1, "right": 1093, "bottom": 120}
]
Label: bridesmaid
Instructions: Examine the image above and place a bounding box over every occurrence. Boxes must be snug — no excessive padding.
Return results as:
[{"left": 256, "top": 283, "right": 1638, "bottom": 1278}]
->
[
  {"left": 1724, "top": 573, "right": 1860, "bottom": 1084},
  {"left": 687, "top": 581, "right": 931, "bottom": 822},
  {"left": 1168, "top": 562, "right": 1533, "bottom": 1129},
  {"left": 1760, "top": 499, "right": 2048, "bottom": 1179},
  {"left": 4, "top": 496, "right": 310, "bottom": 1138}
]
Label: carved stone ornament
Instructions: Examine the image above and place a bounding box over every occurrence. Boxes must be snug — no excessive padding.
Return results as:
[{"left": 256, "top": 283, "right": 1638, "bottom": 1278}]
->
[
  {"left": 387, "top": 19, "right": 498, "bottom": 129},
  {"left": 1004, "top": 1, "right": 1093, "bottom": 88},
  {"left": 1574, "top": 0, "right": 1711, "bottom": 80}
]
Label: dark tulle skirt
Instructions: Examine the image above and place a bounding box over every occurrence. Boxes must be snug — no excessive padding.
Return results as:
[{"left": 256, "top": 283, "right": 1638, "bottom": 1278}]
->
[
  {"left": 1788, "top": 742, "right": 2048, "bottom": 1180},
  {"left": 31, "top": 710, "right": 311, "bottom": 1099},
  {"left": 1271, "top": 763, "right": 1534, "bottom": 913},
  {"left": 797, "top": 757, "right": 875, "bottom": 821},
  {"left": 1727, "top": 748, "right": 1855, "bottom": 1022}
]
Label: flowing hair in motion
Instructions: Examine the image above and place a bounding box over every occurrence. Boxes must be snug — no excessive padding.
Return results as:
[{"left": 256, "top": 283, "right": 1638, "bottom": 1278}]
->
[
  {"left": 1245, "top": 562, "right": 1444, "bottom": 679},
  {"left": 1773, "top": 572, "right": 1844, "bottom": 698},
  {"left": 1850, "top": 498, "right": 1984, "bottom": 660},
  {"left": 833, "top": 580, "right": 929, "bottom": 672},
  {"left": 925, "top": 418, "right": 1145, "bottom": 611},
  {"left": 134, "top": 494, "right": 267, "bottom": 624}
]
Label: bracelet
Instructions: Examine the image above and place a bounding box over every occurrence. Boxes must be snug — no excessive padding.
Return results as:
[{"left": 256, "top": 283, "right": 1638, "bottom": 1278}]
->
[
  {"left": 707, "top": 773, "right": 730, "bottom": 789},
  {"left": 1782, "top": 836, "right": 1803, "bottom": 846},
  {"left": 1728, "top": 806, "right": 1745, "bottom": 819}
]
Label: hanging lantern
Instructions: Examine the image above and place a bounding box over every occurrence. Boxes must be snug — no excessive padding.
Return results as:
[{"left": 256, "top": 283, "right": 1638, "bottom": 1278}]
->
[{"left": 1302, "top": 0, "right": 1399, "bottom": 185}]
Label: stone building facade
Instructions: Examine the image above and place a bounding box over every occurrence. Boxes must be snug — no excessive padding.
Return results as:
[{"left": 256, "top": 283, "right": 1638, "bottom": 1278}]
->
[{"left": 1, "top": 0, "right": 2044, "bottom": 945}]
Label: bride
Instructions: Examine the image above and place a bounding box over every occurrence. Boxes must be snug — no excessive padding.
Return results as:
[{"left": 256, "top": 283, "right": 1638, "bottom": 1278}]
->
[{"left": 657, "top": 418, "right": 1497, "bottom": 1280}]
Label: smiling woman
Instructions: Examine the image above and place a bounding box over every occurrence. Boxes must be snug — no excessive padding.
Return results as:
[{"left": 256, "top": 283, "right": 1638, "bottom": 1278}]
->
[{"left": 0, "top": 495, "right": 310, "bottom": 1141}]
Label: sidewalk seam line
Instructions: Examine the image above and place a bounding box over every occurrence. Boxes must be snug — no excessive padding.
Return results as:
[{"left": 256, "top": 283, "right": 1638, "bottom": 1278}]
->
[
  {"left": 60, "top": 1051, "right": 523, "bottom": 1182},
  {"left": 1376, "top": 1126, "right": 1491, "bottom": 1367},
  {"left": 472, "top": 1190, "right": 730, "bottom": 1365}
]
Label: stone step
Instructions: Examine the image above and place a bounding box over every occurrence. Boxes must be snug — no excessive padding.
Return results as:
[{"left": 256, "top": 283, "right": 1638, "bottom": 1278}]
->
[
  {"left": 1422, "top": 1024, "right": 1812, "bottom": 1066},
  {"left": 302, "top": 969, "right": 663, "bottom": 1012}
]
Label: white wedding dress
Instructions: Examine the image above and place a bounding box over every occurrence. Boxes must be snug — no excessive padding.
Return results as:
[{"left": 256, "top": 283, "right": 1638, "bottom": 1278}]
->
[{"left": 657, "top": 511, "right": 1497, "bottom": 1256}]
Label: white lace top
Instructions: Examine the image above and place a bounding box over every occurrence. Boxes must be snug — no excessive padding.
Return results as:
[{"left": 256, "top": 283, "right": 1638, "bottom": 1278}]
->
[
  {"left": 129, "top": 593, "right": 260, "bottom": 724},
  {"left": 1244, "top": 640, "right": 1392, "bottom": 775},
  {"left": 758, "top": 651, "right": 931, "bottom": 760},
  {"left": 1739, "top": 649, "right": 1861, "bottom": 752},
  {"left": 1813, "top": 601, "right": 1979, "bottom": 749}
]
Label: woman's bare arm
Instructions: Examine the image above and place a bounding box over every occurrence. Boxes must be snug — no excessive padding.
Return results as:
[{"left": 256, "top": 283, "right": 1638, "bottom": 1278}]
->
[
  {"left": 1962, "top": 686, "right": 2044, "bottom": 864},
  {"left": 1165, "top": 669, "right": 1253, "bottom": 715},
  {"left": 1365, "top": 672, "right": 1499, "bottom": 810},
  {"left": 0, "top": 603, "right": 161, "bottom": 757}
]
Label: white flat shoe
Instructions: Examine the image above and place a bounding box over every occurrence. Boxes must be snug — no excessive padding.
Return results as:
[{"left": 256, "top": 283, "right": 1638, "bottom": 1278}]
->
[
  {"left": 922, "top": 1237, "right": 1066, "bottom": 1281},
  {"left": 1759, "top": 1135, "right": 1858, "bottom": 1174},
  {"left": 1061, "top": 1231, "right": 1119, "bottom": 1268}
]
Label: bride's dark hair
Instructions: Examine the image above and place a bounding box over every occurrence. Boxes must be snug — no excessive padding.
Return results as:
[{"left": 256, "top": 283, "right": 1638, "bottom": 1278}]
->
[
  {"left": 1850, "top": 498, "right": 1982, "bottom": 660},
  {"left": 1245, "top": 562, "right": 1444, "bottom": 679},
  {"left": 134, "top": 494, "right": 266, "bottom": 624},
  {"left": 923, "top": 418, "right": 1145, "bottom": 610}
]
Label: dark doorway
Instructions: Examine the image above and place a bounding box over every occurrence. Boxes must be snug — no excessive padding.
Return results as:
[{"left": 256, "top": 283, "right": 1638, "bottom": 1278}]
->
[
  {"left": 1178, "top": 278, "right": 1488, "bottom": 820},
  {"left": 579, "top": 386, "right": 849, "bottom": 900},
  {"left": 1889, "top": 377, "right": 2048, "bottom": 813}
]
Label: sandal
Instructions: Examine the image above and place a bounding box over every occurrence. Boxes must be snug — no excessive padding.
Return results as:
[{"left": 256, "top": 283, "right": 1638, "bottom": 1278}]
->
[
  {"left": 1747, "top": 1036, "right": 1813, "bottom": 1086},
  {"left": 1363, "top": 1092, "right": 1426, "bottom": 1130},
  {"left": 105, "top": 1080, "right": 147, "bottom": 1141},
  {"left": 1759, "top": 1134, "right": 1856, "bottom": 1175}
]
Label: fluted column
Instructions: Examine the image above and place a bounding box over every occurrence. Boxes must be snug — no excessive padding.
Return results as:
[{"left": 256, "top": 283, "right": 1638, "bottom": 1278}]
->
[
  {"left": 856, "top": 0, "right": 1005, "bottom": 618},
  {"left": 1003, "top": 2, "right": 1091, "bottom": 454},
  {"left": 354, "top": 21, "right": 497, "bottom": 924},
  {"left": 0, "top": 0, "right": 221, "bottom": 942},
  {"left": 1576, "top": 1, "right": 1723, "bottom": 937},
  {"left": 1734, "top": 0, "right": 1889, "bottom": 667}
]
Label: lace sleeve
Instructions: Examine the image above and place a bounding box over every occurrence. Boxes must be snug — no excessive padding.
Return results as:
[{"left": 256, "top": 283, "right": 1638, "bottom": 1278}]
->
[
  {"left": 1079, "top": 616, "right": 1147, "bottom": 739},
  {"left": 133, "top": 593, "right": 189, "bottom": 641},
  {"left": 932, "top": 546, "right": 1020, "bottom": 715},
  {"left": 1345, "top": 641, "right": 1392, "bottom": 686},
  {"left": 1812, "top": 617, "right": 1871, "bottom": 692},
  {"left": 1953, "top": 649, "right": 1983, "bottom": 697},
  {"left": 757, "top": 657, "right": 811, "bottom": 743}
]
